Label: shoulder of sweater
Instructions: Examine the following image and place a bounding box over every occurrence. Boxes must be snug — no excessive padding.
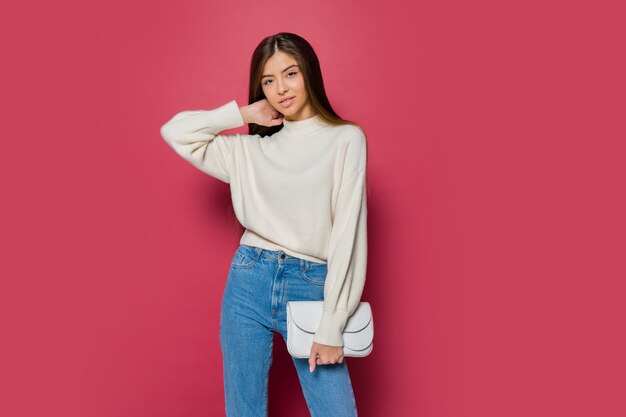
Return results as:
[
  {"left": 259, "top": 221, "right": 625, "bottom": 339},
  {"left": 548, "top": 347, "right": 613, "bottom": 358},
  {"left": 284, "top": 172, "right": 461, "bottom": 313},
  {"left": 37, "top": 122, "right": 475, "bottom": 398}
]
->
[
  {"left": 336, "top": 125, "right": 367, "bottom": 173},
  {"left": 335, "top": 123, "right": 366, "bottom": 145},
  {"left": 236, "top": 132, "right": 263, "bottom": 142},
  {"left": 341, "top": 126, "right": 367, "bottom": 157}
]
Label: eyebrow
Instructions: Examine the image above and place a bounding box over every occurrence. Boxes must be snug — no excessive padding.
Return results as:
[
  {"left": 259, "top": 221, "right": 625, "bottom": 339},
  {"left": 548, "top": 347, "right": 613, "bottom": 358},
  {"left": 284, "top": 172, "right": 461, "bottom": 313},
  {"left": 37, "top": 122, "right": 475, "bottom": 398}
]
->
[{"left": 261, "top": 64, "right": 299, "bottom": 79}]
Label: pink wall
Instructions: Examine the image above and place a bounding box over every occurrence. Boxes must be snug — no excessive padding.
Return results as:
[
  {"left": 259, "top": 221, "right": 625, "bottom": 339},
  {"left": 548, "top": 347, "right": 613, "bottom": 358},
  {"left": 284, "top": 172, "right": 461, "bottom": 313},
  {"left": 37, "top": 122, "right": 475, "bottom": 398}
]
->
[{"left": 2, "top": 0, "right": 625, "bottom": 416}]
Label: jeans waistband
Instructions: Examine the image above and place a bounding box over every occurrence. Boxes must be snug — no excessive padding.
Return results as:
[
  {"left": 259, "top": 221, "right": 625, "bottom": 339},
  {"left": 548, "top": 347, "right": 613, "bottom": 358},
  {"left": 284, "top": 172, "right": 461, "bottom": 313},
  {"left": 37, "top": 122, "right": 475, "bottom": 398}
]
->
[{"left": 241, "top": 244, "right": 319, "bottom": 266}]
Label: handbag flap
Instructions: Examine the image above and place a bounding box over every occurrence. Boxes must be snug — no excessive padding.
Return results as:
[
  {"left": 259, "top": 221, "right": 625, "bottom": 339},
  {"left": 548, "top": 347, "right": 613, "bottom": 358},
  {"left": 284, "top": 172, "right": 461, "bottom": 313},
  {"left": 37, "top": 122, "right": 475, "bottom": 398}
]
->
[
  {"left": 344, "top": 321, "right": 374, "bottom": 351},
  {"left": 287, "top": 301, "right": 373, "bottom": 334}
]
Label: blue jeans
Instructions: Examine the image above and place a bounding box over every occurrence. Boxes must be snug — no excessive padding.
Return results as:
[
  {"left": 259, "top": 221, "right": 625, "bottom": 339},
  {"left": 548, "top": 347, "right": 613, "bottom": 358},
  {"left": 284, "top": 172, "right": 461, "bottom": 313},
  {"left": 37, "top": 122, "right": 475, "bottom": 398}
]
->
[{"left": 219, "top": 244, "right": 358, "bottom": 417}]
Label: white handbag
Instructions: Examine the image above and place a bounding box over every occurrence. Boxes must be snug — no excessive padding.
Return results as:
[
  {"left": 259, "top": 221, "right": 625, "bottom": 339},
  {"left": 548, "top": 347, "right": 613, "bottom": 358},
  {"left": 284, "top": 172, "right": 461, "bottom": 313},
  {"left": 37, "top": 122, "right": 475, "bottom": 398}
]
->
[{"left": 286, "top": 301, "right": 374, "bottom": 359}]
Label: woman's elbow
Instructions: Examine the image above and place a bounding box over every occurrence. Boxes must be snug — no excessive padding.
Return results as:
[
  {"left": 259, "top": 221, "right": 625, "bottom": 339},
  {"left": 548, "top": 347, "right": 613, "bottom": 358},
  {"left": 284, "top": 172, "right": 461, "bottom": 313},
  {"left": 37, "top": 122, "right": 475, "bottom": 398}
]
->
[{"left": 160, "top": 121, "right": 175, "bottom": 145}]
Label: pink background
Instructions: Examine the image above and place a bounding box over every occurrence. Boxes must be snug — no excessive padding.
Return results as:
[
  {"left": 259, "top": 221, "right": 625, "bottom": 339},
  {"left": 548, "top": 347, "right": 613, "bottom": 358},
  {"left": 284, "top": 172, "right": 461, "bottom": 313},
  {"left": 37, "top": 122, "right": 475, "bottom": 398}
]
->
[{"left": 2, "top": 0, "right": 625, "bottom": 416}]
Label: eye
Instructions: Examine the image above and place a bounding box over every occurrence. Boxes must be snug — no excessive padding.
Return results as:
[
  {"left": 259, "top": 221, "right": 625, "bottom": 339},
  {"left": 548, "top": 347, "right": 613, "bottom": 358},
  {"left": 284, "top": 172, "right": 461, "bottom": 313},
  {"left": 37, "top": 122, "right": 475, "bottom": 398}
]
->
[{"left": 263, "top": 71, "right": 298, "bottom": 86}]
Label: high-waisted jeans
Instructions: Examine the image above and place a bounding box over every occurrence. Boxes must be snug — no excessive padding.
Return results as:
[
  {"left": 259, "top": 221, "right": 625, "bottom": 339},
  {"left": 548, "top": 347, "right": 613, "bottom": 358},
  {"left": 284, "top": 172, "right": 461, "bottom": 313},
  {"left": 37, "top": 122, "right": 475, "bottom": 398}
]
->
[{"left": 219, "top": 244, "right": 358, "bottom": 417}]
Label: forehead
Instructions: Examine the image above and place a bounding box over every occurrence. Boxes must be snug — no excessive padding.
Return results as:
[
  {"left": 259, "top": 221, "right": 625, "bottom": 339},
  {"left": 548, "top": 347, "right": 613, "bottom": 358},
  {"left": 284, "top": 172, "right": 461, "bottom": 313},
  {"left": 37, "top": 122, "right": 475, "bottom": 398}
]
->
[{"left": 263, "top": 51, "right": 298, "bottom": 74}]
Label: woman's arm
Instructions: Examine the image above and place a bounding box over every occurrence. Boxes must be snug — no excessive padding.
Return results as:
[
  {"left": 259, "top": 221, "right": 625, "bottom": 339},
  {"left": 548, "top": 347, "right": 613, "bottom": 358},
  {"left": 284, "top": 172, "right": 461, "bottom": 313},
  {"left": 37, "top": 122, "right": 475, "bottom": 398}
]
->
[
  {"left": 160, "top": 98, "right": 283, "bottom": 183},
  {"left": 313, "top": 130, "right": 369, "bottom": 347},
  {"left": 159, "top": 100, "right": 246, "bottom": 183}
]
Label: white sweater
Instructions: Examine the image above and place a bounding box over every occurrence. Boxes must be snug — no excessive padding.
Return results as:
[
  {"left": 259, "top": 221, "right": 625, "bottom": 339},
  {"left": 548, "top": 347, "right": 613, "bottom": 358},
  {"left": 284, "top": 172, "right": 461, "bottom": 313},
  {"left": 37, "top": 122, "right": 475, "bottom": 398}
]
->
[{"left": 160, "top": 99, "right": 368, "bottom": 347}]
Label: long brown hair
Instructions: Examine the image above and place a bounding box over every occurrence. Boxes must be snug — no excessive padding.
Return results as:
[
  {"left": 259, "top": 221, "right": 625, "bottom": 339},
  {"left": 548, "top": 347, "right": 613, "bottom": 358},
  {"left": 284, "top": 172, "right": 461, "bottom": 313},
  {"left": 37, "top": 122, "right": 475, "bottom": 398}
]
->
[{"left": 246, "top": 32, "right": 365, "bottom": 138}]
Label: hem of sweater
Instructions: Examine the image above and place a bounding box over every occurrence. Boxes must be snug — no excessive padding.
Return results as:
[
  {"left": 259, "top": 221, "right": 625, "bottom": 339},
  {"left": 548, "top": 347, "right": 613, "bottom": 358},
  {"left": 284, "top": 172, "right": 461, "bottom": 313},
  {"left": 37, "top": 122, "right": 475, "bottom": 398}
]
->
[{"left": 240, "top": 229, "right": 327, "bottom": 264}]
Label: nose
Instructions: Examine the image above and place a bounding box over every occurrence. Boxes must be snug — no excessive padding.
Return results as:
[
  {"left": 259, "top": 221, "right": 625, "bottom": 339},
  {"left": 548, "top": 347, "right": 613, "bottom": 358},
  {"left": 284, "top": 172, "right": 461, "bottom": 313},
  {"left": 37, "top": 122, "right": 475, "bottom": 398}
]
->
[{"left": 277, "top": 79, "right": 288, "bottom": 94}]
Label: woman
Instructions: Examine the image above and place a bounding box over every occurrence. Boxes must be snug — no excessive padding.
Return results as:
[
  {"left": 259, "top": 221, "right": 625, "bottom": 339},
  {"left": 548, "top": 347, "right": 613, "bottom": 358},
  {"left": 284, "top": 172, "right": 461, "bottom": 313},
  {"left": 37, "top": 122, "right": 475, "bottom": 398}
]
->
[{"left": 160, "top": 32, "right": 367, "bottom": 417}]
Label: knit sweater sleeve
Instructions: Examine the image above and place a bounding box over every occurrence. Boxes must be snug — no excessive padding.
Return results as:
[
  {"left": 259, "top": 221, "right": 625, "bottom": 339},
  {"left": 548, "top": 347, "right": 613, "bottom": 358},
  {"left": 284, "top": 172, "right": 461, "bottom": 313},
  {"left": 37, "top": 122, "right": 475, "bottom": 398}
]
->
[
  {"left": 159, "top": 99, "right": 245, "bottom": 183},
  {"left": 313, "top": 130, "right": 368, "bottom": 347}
]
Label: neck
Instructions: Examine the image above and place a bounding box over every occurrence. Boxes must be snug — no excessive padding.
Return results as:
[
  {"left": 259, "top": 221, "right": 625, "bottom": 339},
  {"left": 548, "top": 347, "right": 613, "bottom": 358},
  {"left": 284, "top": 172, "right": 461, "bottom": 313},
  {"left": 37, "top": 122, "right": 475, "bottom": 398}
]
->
[{"left": 281, "top": 114, "right": 330, "bottom": 137}]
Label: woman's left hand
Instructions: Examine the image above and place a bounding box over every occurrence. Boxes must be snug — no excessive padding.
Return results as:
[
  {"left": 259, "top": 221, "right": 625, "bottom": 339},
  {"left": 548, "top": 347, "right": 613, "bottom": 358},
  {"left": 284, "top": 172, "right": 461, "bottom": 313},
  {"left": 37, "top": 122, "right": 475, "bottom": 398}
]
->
[{"left": 309, "top": 342, "right": 344, "bottom": 372}]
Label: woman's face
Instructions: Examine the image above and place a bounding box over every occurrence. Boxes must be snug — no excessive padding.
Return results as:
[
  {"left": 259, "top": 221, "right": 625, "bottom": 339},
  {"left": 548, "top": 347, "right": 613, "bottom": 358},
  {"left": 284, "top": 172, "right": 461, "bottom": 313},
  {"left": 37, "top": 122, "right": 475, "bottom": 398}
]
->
[{"left": 261, "top": 51, "right": 315, "bottom": 121}]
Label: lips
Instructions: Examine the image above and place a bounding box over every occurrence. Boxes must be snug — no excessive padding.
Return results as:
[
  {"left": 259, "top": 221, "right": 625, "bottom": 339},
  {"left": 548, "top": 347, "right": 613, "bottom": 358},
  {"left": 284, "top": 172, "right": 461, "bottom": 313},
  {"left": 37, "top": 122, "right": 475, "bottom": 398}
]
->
[{"left": 279, "top": 96, "right": 295, "bottom": 108}]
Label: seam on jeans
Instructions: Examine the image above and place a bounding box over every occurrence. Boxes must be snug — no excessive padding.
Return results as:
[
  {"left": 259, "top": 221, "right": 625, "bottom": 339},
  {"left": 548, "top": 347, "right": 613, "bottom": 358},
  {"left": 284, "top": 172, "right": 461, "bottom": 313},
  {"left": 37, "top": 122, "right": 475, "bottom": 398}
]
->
[
  {"left": 271, "top": 258, "right": 282, "bottom": 318},
  {"left": 263, "top": 337, "right": 272, "bottom": 410},
  {"left": 231, "top": 245, "right": 262, "bottom": 269},
  {"left": 279, "top": 268, "right": 289, "bottom": 306},
  {"left": 300, "top": 264, "right": 327, "bottom": 286}
]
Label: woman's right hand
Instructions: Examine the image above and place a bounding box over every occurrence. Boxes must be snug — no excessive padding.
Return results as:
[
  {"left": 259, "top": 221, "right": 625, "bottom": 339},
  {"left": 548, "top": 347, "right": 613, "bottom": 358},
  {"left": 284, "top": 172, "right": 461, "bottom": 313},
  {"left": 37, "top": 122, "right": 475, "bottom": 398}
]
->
[{"left": 239, "top": 99, "right": 284, "bottom": 127}]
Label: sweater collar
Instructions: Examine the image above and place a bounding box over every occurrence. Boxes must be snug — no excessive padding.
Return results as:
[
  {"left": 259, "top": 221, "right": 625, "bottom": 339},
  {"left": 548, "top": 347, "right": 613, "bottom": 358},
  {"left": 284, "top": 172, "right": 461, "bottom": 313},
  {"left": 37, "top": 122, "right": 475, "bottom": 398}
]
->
[{"left": 281, "top": 114, "right": 330, "bottom": 137}]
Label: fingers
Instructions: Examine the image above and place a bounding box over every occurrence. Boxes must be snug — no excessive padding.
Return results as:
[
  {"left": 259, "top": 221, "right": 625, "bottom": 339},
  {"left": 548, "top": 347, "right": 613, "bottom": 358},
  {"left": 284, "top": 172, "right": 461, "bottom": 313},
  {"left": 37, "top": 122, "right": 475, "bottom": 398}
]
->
[
  {"left": 314, "top": 354, "right": 344, "bottom": 366},
  {"left": 309, "top": 344, "right": 344, "bottom": 372},
  {"left": 271, "top": 115, "right": 284, "bottom": 125},
  {"left": 309, "top": 345, "right": 318, "bottom": 373}
]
